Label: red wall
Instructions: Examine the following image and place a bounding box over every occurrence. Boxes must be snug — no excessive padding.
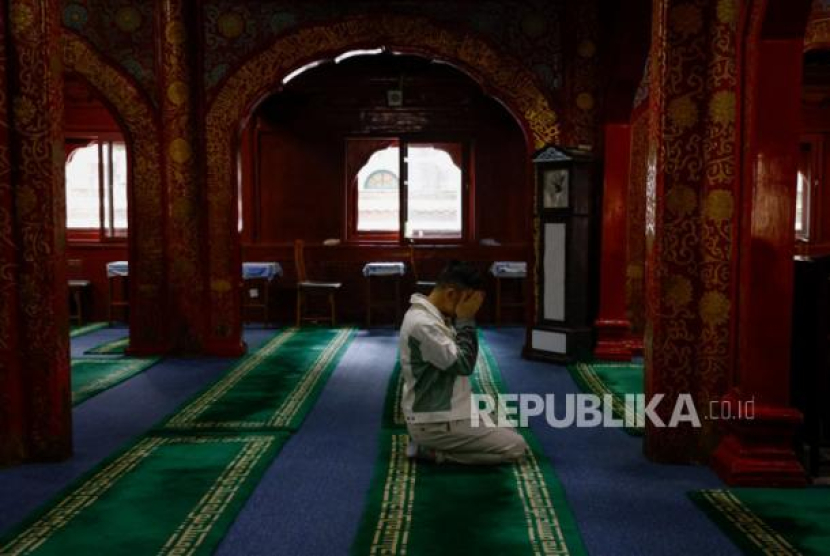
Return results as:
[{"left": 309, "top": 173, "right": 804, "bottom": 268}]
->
[{"left": 239, "top": 55, "right": 531, "bottom": 324}]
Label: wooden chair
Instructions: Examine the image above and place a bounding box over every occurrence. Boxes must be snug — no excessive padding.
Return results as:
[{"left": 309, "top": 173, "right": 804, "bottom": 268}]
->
[
  {"left": 409, "top": 245, "right": 437, "bottom": 293},
  {"left": 295, "top": 240, "right": 342, "bottom": 326}
]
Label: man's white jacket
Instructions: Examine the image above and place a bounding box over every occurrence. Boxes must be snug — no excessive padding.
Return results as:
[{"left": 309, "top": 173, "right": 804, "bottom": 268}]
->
[{"left": 398, "top": 293, "right": 479, "bottom": 424}]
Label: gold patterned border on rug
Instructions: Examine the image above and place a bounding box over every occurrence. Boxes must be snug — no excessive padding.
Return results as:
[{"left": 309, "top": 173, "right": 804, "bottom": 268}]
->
[
  {"left": 165, "top": 328, "right": 354, "bottom": 429},
  {"left": 0, "top": 436, "right": 276, "bottom": 556},
  {"left": 477, "top": 345, "right": 571, "bottom": 556},
  {"left": 697, "top": 490, "right": 801, "bottom": 556},
  {"left": 71, "top": 359, "right": 156, "bottom": 404},
  {"left": 164, "top": 328, "right": 298, "bottom": 428},
  {"left": 369, "top": 433, "right": 417, "bottom": 556},
  {"left": 267, "top": 328, "right": 353, "bottom": 428},
  {"left": 572, "top": 362, "right": 642, "bottom": 427}
]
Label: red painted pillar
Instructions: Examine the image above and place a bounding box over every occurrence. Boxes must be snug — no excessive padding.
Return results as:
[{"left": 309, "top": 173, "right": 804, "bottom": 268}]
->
[
  {"left": 159, "top": 0, "right": 208, "bottom": 353},
  {"left": 1, "top": 0, "right": 71, "bottom": 464},
  {"left": 594, "top": 123, "right": 633, "bottom": 361},
  {"left": 711, "top": 19, "right": 808, "bottom": 485},
  {"left": 0, "top": 0, "right": 27, "bottom": 465},
  {"left": 643, "top": 0, "right": 738, "bottom": 463}
]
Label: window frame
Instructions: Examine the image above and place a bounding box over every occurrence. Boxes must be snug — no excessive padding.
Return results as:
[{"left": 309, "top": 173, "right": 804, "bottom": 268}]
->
[
  {"left": 65, "top": 132, "right": 129, "bottom": 244},
  {"left": 345, "top": 133, "right": 473, "bottom": 245}
]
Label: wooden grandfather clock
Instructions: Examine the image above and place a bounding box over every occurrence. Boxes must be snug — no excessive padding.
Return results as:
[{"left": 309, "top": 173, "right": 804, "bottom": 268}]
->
[{"left": 524, "top": 146, "right": 598, "bottom": 363}]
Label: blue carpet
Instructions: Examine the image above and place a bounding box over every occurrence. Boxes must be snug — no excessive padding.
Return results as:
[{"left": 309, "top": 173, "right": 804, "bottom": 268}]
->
[
  {"left": 0, "top": 327, "right": 278, "bottom": 536},
  {"left": 215, "top": 329, "right": 396, "bottom": 556},
  {"left": 481, "top": 327, "right": 741, "bottom": 556}
]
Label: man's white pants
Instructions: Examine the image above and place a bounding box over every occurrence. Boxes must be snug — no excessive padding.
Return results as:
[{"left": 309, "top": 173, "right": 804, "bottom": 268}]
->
[{"left": 407, "top": 419, "right": 528, "bottom": 465}]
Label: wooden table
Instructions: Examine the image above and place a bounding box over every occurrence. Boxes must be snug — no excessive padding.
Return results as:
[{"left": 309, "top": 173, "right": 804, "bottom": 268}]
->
[
  {"left": 364, "top": 262, "right": 406, "bottom": 327},
  {"left": 68, "top": 279, "right": 92, "bottom": 325}
]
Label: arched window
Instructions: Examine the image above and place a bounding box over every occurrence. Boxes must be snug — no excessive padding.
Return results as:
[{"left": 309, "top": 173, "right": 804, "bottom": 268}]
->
[{"left": 349, "top": 139, "right": 466, "bottom": 241}]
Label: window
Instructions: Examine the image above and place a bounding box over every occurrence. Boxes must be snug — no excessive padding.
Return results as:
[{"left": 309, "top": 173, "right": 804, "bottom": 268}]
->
[
  {"left": 796, "top": 140, "right": 818, "bottom": 242},
  {"left": 356, "top": 146, "right": 400, "bottom": 232},
  {"left": 65, "top": 138, "right": 128, "bottom": 239},
  {"left": 348, "top": 138, "right": 466, "bottom": 242}
]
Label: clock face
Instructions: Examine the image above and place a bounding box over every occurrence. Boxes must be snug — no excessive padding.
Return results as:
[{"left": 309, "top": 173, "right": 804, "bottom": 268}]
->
[{"left": 542, "top": 168, "right": 569, "bottom": 209}]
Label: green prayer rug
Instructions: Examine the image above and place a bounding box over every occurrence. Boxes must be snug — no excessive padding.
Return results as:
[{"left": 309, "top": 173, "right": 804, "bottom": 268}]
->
[
  {"left": 69, "top": 322, "right": 107, "bottom": 338},
  {"left": 161, "top": 326, "right": 356, "bottom": 432},
  {"left": 72, "top": 357, "right": 160, "bottom": 405},
  {"left": 1, "top": 326, "right": 354, "bottom": 555},
  {"left": 84, "top": 336, "right": 129, "bottom": 355},
  {"left": 568, "top": 361, "right": 645, "bottom": 435},
  {"left": 0, "top": 433, "right": 289, "bottom": 556},
  {"left": 690, "top": 488, "right": 830, "bottom": 556},
  {"left": 351, "top": 336, "right": 588, "bottom": 556}
]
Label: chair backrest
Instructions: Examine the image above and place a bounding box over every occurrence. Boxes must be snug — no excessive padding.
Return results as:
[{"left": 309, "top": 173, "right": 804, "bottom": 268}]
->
[
  {"left": 408, "top": 244, "right": 419, "bottom": 281},
  {"left": 294, "top": 240, "right": 307, "bottom": 282}
]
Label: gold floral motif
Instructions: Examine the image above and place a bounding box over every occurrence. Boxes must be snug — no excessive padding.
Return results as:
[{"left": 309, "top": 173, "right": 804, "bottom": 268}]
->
[
  {"left": 12, "top": 97, "right": 36, "bottom": 127},
  {"left": 115, "top": 6, "right": 142, "bottom": 33},
  {"left": 218, "top": 12, "right": 245, "bottom": 39},
  {"left": 165, "top": 21, "right": 186, "bottom": 45},
  {"left": 703, "top": 190, "right": 733, "bottom": 221},
  {"left": 665, "top": 275, "right": 693, "bottom": 309},
  {"left": 709, "top": 91, "right": 735, "bottom": 125},
  {"left": 169, "top": 138, "right": 191, "bottom": 164},
  {"left": 576, "top": 92, "right": 594, "bottom": 111},
  {"left": 665, "top": 184, "right": 697, "bottom": 216},
  {"left": 668, "top": 95, "right": 698, "bottom": 130},
  {"left": 699, "top": 291, "right": 730, "bottom": 326},
  {"left": 716, "top": 0, "right": 737, "bottom": 24},
  {"left": 166, "top": 81, "right": 188, "bottom": 106},
  {"left": 9, "top": 3, "right": 33, "bottom": 36},
  {"left": 669, "top": 3, "right": 703, "bottom": 37}
]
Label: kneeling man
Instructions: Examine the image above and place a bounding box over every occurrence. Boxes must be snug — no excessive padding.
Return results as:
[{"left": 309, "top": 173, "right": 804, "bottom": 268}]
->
[{"left": 399, "top": 261, "right": 528, "bottom": 464}]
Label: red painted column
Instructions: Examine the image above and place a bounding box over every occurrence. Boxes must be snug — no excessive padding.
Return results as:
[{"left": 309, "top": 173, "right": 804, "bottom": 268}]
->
[
  {"left": 0, "top": 0, "right": 27, "bottom": 465},
  {"left": 159, "top": 0, "right": 208, "bottom": 353},
  {"left": 594, "top": 123, "right": 633, "bottom": 361},
  {"left": 2, "top": 0, "right": 71, "bottom": 463},
  {"left": 643, "top": 0, "right": 739, "bottom": 464},
  {"left": 712, "top": 26, "right": 808, "bottom": 485}
]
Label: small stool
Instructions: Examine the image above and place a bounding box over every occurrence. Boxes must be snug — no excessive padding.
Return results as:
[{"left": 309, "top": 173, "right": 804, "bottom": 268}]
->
[
  {"left": 490, "top": 261, "right": 527, "bottom": 324},
  {"left": 107, "top": 261, "right": 129, "bottom": 326},
  {"left": 68, "top": 280, "right": 92, "bottom": 325},
  {"left": 242, "top": 262, "right": 283, "bottom": 327},
  {"left": 363, "top": 262, "right": 406, "bottom": 326}
]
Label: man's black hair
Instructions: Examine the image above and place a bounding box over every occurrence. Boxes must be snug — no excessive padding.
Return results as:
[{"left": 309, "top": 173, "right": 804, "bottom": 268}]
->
[{"left": 435, "top": 260, "right": 484, "bottom": 290}]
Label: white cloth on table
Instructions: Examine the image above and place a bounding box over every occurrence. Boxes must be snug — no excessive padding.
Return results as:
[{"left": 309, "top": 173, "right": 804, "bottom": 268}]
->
[
  {"left": 489, "top": 261, "right": 527, "bottom": 278},
  {"left": 363, "top": 262, "right": 406, "bottom": 277},
  {"left": 243, "top": 262, "right": 282, "bottom": 281},
  {"left": 108, "top": 261, "right": 283, "bottom": 281},
  {"left": 107, "top": 261, "right": 129, "bottom": 277}
]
